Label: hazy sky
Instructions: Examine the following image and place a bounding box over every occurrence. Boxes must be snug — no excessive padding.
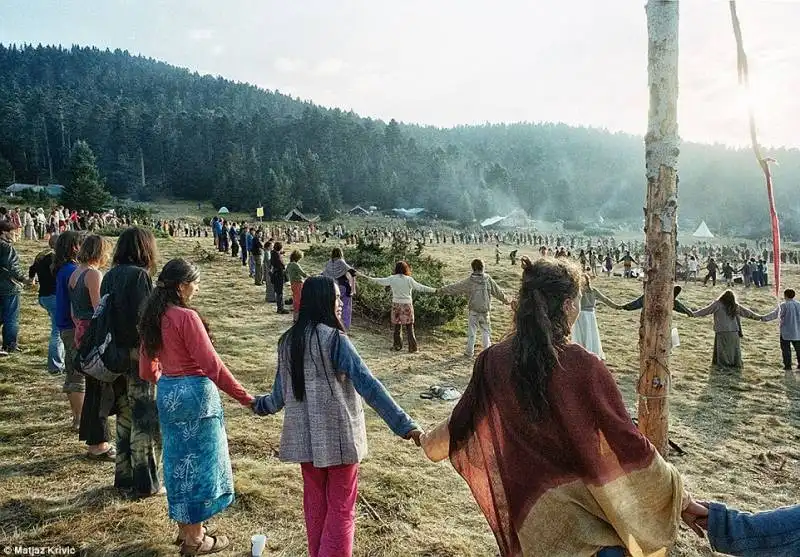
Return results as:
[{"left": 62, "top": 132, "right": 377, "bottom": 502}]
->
[{"left": 2, "top": 0, "right": 798, "bottom": 147}]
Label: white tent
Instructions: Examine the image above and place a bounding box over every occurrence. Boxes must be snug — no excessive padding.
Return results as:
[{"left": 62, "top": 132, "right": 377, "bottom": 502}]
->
[
  {"left": 218, "top": 207, "right": 230, "bottom": 214},
  {"left": 692, "top": 221, "right": 714, "bottom": 238}
]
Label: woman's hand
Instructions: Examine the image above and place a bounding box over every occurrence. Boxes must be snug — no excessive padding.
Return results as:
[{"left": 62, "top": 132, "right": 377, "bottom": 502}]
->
[
  {"left": 404, "top": 428, "right": 424, "bottom": 447},
  {"left": 681, "top": 495, "right": 709, "bottom": 538}
]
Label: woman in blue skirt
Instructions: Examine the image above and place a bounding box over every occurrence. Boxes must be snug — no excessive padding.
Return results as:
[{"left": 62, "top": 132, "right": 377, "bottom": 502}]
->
[{"left": 139, "top": 259, "right": 255, "bottom": 555}]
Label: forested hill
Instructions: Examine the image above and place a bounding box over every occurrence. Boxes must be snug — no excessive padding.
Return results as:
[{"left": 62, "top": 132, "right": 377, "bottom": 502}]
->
[{"left": 1, "top": 44, "right": 798, "bottom": 235}]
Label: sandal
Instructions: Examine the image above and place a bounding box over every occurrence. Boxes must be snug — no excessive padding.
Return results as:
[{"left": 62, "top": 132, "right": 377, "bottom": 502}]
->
[
  {"left": 180, "top": 534, "right": 230, "bottom": 556},
  {"left": 87, "top": 446, "right": 117, "bottom": 462},
  {"left": 173, "top": 524, "right": 217, "bottom": 546}
]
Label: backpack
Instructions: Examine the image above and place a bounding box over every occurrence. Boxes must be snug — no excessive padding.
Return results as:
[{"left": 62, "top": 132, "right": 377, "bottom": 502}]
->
[{"left": 76, "top": 292, "right": 131, "bottom": 382}]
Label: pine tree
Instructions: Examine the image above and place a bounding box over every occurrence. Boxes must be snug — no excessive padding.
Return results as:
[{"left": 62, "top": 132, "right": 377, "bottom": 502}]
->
[{"left": 61, "top": 140, "right": 112, "bottom": 212}]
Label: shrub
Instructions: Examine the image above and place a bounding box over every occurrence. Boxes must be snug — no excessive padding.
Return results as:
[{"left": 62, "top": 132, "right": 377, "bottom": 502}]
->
[{"left": 345, "top": 239, "right": 467, "bottom": 328}]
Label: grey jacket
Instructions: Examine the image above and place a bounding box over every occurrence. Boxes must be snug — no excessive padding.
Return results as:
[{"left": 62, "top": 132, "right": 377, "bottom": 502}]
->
[
  {"left": 0, "top": 236, "right": 26, "bottom": 295},
  {"left": 439, "top": 272, "right": 508, "bottom": 314},
  {"left": 255, "top": 324, "right": 417, "bottom": 468}
]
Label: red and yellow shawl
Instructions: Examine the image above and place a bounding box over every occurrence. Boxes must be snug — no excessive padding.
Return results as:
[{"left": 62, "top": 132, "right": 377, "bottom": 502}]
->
[{"left": 422, "top": 340, "right": 684, "bottom": 557}]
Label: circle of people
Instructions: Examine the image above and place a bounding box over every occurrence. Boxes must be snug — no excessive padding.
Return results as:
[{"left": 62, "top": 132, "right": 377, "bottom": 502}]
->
[{"left": 2, "top": 212, "right": 799, "bottom": 557}]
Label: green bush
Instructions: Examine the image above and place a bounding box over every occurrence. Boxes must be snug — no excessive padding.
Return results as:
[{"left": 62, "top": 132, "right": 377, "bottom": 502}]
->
[{"left": 344, "top": 239, "right": 467, "bottom": 328}]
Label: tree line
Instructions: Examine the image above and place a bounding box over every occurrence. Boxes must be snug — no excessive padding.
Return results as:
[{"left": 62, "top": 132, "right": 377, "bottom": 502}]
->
[{"left": 0, "top": 44, "right": 798, "bottom": 237}]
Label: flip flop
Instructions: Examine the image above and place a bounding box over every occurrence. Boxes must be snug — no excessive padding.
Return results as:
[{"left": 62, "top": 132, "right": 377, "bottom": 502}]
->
[
  {"left": 174, "top": 524, "right": 218, "bottom": 546},
  {"left": 180, "top": 534, "right": 230, "bottom": 556},
  {"left": 87, "top": 446, "right": 117, "bottom": 462}
]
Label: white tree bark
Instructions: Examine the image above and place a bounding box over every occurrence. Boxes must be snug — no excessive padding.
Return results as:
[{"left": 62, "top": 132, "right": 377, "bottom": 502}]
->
[{"left": 639, "top": 0, "right": 680, "bottom": 455}]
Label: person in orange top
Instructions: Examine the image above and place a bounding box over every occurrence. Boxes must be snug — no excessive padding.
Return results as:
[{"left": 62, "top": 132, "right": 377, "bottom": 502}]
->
[{"left": 139, "top": 258, "right": 254, "bottom": 555}]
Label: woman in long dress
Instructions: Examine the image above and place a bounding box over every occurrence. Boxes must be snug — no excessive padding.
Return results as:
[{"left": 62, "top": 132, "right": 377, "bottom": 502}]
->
[
  {"left": 572, "top": 274, "right": 619, "bottom": 360},
  {"left": 692, "top": 289, "right": 766, "bottom": 369}
]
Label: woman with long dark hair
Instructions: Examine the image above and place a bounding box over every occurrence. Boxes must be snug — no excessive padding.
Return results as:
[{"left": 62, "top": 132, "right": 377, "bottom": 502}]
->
[
  {"left": 139, "top": 258, "right": 253, "bottom": 555},
  {"left": 29, "top": 233, "right": 64, "bottom": 373},
  {"left": 252, "top": 276, "right": 421, "bottom": 557},
  {"left": 420, "top": 256, "right": 706, "bottom": 556},
  {"left": 692, "top": 289, "right": 766, "bottom": 369},
  {"left": 322, "top": 247, "right": 357, "bottom": 330},
  {"left": 360, "top": 260, "right": 435, "bottom": 352},
  {"left": 101, "top": 226, "right": 160, "bottom": 496}
]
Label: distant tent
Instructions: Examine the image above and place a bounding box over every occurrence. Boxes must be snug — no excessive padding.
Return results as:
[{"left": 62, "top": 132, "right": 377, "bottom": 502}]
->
[
  {"left": 218, "top": 206, "right": 230, "bottom": 214},
  {"left": 284, "top": 208, "right": 317, "bottom": 222},
  {"left": 480, "top": 215, "right": 507, "bottom": 228},
  {"left": 692, "top": 221, "right": 714, "bottom": 238},
  {"left": 347, "top": 205, "right": 370, "bottom": 216},
  {"left": 392, "top": 208, "right": 425, "bottom": 218},
  {"left": 5, "top": 183, "right": 64, "bottom": 197}
]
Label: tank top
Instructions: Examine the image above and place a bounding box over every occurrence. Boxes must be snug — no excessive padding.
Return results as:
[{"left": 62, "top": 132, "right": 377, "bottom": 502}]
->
[{"left": 70, "top": 269, "right": 95, "bottom": 320}]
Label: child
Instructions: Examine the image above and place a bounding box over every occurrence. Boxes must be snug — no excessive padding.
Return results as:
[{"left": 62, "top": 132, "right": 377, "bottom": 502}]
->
[
  {"left": 438, "top": 259, "right": 511, "bottom": 357},
  {"left": 285, "top": 250, "right": 308, "bottom": 321},
  {"left": 252, "top": 277, "right": 421, "bottom": 557}
]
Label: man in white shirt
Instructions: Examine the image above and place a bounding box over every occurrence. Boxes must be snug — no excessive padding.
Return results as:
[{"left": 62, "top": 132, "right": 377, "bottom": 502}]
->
[{"left": 763, "top": 289, "right": 800, "bottom": 370}]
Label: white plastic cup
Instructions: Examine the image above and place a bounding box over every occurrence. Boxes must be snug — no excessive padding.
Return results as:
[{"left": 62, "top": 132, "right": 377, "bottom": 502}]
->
[{"left": 251, "top": 534, "right": 267, "bottom": 557}]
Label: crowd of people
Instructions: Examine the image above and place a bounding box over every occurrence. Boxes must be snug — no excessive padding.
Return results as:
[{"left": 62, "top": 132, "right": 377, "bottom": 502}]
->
[{"left": 1, "top": 206, "right": 799, "bottom": 556}]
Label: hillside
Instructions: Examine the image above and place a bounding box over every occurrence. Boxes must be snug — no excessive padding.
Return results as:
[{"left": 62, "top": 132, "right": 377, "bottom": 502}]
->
[{"left": 0, "top": 44, "right": 798, "bottom": 235}]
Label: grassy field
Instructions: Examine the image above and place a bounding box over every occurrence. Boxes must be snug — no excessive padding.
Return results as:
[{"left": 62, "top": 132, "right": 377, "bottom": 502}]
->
[{"left": 1, "top": 231, "right": 799, "bottom": 557}]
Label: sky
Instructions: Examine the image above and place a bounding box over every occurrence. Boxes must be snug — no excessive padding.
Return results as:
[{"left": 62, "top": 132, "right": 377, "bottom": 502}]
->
[{"left": 2, "top": 0, "right": 798, "bottom": 148}]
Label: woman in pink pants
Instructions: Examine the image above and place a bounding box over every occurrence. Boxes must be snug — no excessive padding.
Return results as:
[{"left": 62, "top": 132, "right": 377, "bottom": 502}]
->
[{"left": 253, "top": 276, "right": 422, "bottom": 556}]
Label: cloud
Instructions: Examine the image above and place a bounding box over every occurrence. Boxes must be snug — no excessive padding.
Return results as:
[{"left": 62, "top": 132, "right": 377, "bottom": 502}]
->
[
  {"left": 312, "top": 58, "right": 344, "bottom": 77},
  {"left": 188, "top": 29, "right": 214, "bottom": 41},
  {"left": 210, "top": 44, "right": 225, "bottom": 57},
  {"left": 274, "top": 57, "right": 304, "bottom": 73}
]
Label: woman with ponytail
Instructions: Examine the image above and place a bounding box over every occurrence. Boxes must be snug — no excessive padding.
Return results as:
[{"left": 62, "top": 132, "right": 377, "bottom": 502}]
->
[
  {"left": 420, "top": 256, "right": 706, "bottom": 557},
  {"left": 139, "top": 258, "right": 253, "bottom": 555}
]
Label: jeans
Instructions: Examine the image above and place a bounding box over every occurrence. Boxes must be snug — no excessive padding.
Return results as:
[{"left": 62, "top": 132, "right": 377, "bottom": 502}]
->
[
  {"left": 780, "top": 336, "right": 800, "bottom": 369},
  {"left": 301, "top": 463, "right": 359, "bottom": 557},
  {"left": 708, "top": 502, "right": 800, "bottom": 556},
  {"left": 0, "top": 293, "right": 20, "bottom": 349},
  {"left": 38, "top": 295, "right": 65, "bottom": 372},
  {"left": 596, "top": 549, "right": 625, "bottom": 557},
  {"left": 466, "top": 311, "right": 491, "bottom": 356}
]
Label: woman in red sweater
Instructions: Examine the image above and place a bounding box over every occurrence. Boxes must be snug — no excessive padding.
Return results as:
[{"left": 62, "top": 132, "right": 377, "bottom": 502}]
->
[{"left": 139, "top": 258, "right": 254, "bottom": 556}]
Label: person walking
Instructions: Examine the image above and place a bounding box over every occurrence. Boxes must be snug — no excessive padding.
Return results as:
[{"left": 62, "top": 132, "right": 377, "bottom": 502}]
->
[
  {"left": 762, "top": 288, "right": 800, "bottom": 371},
  {"left": 438, "top": 258, "right": 511, "bottom": 358},
  {"left": 420, "top": 256, "right": 705, "bottom": 556},
  {"left": 692, "top": 290, "right": 767, "bottom": 369},
  {"left": 360, "top": 261, "right": 436, "bottom": 353},
  {"left": 139, "top": 258, "right": 254, "bottom": 554},
  {"left": 0, "top": 220, "right": 32, "bottom": 355},
  {"left": 703, "top": 257, "right": 718, "bottom": 287},
  {"left": 252, "top": 276, "right": 421, "bottom": 557},
  {"left": 102, "top": 227, "right": 161, "bottom": 497},
  {"left": 28, "top": 234, "right": 65, "bottom": 373}
]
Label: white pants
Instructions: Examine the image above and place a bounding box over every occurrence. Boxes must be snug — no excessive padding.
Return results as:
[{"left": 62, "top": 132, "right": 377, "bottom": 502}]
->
[{"left": 467, "top": 311, "right": 491, "bottom": 356}]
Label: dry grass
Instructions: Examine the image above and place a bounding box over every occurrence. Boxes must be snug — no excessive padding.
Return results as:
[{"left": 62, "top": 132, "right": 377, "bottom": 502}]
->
[{"left": 1, "top": 232, "right": 799, "bottom": 556}]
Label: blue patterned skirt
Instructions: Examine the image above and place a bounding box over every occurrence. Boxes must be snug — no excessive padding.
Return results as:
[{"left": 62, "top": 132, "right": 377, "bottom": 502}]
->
[{"left": 157, "top": 375, "right": 235, "bottom": 524}]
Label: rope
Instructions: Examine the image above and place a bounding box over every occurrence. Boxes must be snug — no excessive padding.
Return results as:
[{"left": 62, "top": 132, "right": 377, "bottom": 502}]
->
[{"left": 729, "top": 1, "right": 781, "bottom": 297}]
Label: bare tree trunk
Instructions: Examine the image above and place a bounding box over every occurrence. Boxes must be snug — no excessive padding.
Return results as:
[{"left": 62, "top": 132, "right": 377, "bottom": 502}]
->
[
  {"left": 140, "top": 148, "right": 146, "bottom": 189},
  {"left": 639, "top": 0, "right": 680, "bottom": 455},
  {"left": 42, "top": 115, "right": 54, "bottom": 182}
]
